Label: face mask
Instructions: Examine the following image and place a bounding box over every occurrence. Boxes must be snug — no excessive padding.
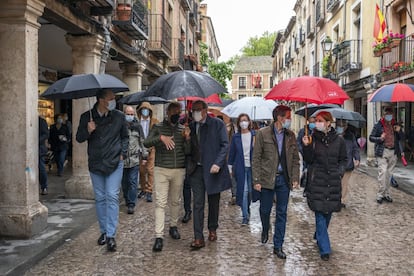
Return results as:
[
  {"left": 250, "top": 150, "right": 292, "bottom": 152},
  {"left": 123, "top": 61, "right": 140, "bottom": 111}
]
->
[
  {"left": 315, "top": 122, "right": 326, "bottom": 132},
  {"left": 282, "top": 119, "right": 291, "bottom": 129},
  {"left": 385, "top": 114, "right": 393, "bottom": 122},
  {"left": 141, "top": 108, "right": 150, "bottom": 117},
  {"left": 308, "top": 122, "right": 316, "bottom": 130},
  {"left": 57, "top": 118, "right": 63, "bottom": 124},
  {"left": 125, "top": 115, "right": 134, "bottom": 122},
  {"left": 239, "top": 121, "right": 249, "bottom": 130},
  {"left": 336, "top": 126, "right": 344, "bottom": 134},
  {"left": 193, "top": 111, "right": 203, "bottom": 122},
  {"left": 170, "top": 114, "right": 180, "bottom": 124},
  {"left": 107, "top": 99, "right": 116, "bottom": 111}
]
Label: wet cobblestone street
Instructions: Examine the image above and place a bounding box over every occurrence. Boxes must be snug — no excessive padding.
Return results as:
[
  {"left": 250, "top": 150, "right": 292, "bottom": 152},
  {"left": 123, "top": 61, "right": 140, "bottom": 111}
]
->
[{"left": 25, "top": 171, "right": 414, "bottom": 275}]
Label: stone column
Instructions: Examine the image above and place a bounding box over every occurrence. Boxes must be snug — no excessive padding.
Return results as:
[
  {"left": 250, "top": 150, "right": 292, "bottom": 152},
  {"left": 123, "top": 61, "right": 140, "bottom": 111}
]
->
[
  {"left": 64, "top": 34, "right": 104, "bottom": 199},
  {"left": 366, "top": 89, "right": 381, "bottom": 166},
  {"left": 119, "top": 62, "right": 146, "bottom": 94},
  {"left": 0, "top": 0, "right": 48, "bottom": 238}
]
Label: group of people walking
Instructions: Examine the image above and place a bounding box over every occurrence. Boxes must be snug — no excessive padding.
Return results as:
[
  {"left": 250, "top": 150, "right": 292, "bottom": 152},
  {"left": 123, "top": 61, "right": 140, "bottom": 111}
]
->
[{"left": 72, "top": 89, "right": 402, "bottom": 261}]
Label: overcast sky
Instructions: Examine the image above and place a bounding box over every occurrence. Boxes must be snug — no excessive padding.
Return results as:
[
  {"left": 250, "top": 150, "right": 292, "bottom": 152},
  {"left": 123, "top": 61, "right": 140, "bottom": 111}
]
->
[{"left": 202, "top": 0, "right": 296, "bottom": 62}]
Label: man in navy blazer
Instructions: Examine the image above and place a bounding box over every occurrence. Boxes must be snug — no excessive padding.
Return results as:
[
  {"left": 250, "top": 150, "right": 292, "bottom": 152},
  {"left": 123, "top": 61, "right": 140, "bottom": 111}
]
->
[{"left": 187, "top": 100, "right": 231, "bottom": 249}]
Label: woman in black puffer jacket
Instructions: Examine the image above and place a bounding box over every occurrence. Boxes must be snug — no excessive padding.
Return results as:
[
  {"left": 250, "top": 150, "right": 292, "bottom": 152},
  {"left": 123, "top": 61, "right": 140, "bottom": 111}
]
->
[{"left": 302, "top": 111, "right": 347, "bottom": 261}]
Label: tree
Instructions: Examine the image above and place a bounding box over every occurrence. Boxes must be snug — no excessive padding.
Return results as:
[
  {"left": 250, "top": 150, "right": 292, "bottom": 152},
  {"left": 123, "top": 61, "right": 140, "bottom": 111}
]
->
[{"left": 241, "top": 31, "right": 277, "bottom": 56}]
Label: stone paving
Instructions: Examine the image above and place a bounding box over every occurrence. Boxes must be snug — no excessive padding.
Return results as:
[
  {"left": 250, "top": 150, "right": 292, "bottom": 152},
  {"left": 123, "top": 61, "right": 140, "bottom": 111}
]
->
[{"left": 24, "top": 171, "right": 414, "bottom": 276}]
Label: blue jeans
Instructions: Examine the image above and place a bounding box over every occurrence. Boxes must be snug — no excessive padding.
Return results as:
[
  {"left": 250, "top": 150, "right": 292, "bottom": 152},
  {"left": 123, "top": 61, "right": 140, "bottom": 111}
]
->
[
  {"left": 315, "top": 211, "right": 332, "bottom": 255},
  {"left": 54, "top": 149, "right": 67, "bottom": 175},
  {"left": 90, "top": 161, "right": 123, "bottom": 238},
  {"left": 39, "top": 155, "right": 48, "bottom": 190},
  {"left": 260, "top": 175, "right": 290, "bottom": 249},
  {"left": 242, "top": 167, "right": 252, "bottom": 220},
  {"left": 122, "top": 165, "right": 139, "bottom": 207}
]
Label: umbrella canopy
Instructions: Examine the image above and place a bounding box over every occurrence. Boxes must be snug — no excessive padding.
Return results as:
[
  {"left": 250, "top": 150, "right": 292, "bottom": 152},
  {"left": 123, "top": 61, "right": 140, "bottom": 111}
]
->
[
  {"left": 295, "top": 103, "right": 340, "bottom": 117},
  {"left": 209, "top": 98, "right": 235, "bottom": 107},
  {"left": 368, "top": 83, "right": 414, "bottom": 102},
  {"left": 41, "top": 73, "right": 129, "bottom": 100},
  {"left": 312, "top": 107, "right": 366, "bottom": 128},
  {"left": 118, "top": 91, "right": 170, "bottom": 105},
  {"left": 221, "top": 97, "right": 278, "bottom": 120},
  {"left": 144, "top": 70, "right": 228, "bottom": 100},
  {"left": 265, "top": 76, "right": 349, "bottom": 104},
  {"left": 177, "top": 93, "right": 222, "bottom": 104}
]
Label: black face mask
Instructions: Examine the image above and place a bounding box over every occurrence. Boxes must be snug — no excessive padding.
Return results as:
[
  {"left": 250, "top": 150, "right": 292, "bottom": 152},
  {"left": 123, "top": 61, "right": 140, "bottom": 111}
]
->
[{"left": 170, "top": 114, "right": 180, "bottom": 124}]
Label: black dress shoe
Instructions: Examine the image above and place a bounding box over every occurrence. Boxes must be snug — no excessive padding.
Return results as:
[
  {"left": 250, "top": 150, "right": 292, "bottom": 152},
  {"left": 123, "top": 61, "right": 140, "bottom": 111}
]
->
[
  {"left": 107, "top": 237, "right": 116, "bottom": 252},
  {"left": 377, "top": 197, "right": 383, "bottom": 204},
  {"left": 152, "top": 238, "right": 163, "bottom": 252},
  {"left": 261, "top": 232, "right": 269, "bottom": 244},
  {"left": 182, "top": 211, "right": 192, "bottom": 223},
  {"left": 321, "top": 254, "right": 330, "bottom": 261},
  {"left": 97, "top": 233, "right": 107, "bottom": 245},
  {"left": 169, "top": 226, "right": 181, "bottom": 239},
  {"left": 273, "top": 248, "right": 287, "bottom": 259},
  {"left": 383, "top": 196, "right": 393, "bottom": 202},
  {"left": 127, "top": 205, "right": 134, "bottom": 214}
]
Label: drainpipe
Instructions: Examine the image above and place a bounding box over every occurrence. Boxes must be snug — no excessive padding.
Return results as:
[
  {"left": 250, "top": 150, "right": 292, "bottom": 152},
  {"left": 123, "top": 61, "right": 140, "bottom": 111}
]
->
[{"left": 99, "top": 15, "right": 112, "bottom": 74}]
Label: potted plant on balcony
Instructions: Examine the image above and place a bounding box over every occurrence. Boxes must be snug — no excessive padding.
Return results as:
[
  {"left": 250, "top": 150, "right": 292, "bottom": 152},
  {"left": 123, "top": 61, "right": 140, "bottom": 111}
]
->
[
  {"left": 389, "top": 30, "right": 405, "bottom": 47},
  {"left": 117, "top": 0, "right": 132, "bottom": 21},
  {"left": 372, "top": 38, "right": 391, "bottom": 57}
]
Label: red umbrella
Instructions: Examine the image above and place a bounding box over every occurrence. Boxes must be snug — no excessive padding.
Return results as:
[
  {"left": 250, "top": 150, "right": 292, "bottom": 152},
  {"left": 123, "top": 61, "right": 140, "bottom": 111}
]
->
[
  {"left": 368, "top": 83, "right": 414, "bottom": 102},
  {"left": 265, "top": 76, "right": 349, "bottom": 104},
  {"left": 177, "top": 93, "right": 222, "bottom": 104}
]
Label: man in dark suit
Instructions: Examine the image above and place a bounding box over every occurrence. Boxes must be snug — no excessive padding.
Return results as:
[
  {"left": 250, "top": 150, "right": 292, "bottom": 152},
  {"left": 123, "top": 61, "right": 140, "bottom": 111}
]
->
[{"left": 187, "top": 100, "right": 231, "bottom": 249}]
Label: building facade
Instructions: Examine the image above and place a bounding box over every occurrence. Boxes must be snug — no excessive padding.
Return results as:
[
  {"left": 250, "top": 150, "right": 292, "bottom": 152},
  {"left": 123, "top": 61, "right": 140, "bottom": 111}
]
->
[{"left": 272, "top": 0, "right": 414, "bottom": 163}]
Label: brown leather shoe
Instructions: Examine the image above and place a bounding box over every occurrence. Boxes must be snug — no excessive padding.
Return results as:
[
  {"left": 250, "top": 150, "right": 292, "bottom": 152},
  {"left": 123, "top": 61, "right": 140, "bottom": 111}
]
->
[
  {"left": 208, "top": 230, "right": 217, "bottom": 241},
  {"left": 190, "top": 239, "right": 205, "bottom": 250}
]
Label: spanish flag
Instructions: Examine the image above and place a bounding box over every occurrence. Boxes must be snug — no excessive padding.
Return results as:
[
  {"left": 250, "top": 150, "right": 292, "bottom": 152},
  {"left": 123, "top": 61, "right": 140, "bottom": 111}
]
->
[{"left": 373, "top": 4, "right": 386, "bottom": 42}]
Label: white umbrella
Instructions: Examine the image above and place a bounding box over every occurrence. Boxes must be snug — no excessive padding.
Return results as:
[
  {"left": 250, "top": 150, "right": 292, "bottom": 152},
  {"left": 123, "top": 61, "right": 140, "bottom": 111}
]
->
[{"left": 221, "top": 97, "right": 278, "bottom": 120}]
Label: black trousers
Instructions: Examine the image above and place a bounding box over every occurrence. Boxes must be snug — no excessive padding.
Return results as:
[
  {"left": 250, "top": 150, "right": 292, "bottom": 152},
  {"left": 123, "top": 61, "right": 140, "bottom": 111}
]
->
[
  {"left": 190, "top": 166, "right": 220, "bottom": 240},
  {"left": 183, "top": 175, "right": 192, "bottom": 213}
]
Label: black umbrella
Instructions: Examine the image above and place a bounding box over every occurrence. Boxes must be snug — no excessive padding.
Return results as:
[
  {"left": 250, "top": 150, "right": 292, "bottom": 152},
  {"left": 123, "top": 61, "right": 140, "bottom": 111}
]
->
[
  {"left": 40, "top": 73, "right": 129, "bottom": 100},
  {"left": 312, "top": 107, "right": 366, "bottom": 128},
  {"left": 295, "top": 103, "right": 340, "bottom": 117},
  {"left": 144, "top": 70, "right": 228, "bottom": 100},
  {"left": 118, "top": 92, "right": 170, "bottom": 105}
]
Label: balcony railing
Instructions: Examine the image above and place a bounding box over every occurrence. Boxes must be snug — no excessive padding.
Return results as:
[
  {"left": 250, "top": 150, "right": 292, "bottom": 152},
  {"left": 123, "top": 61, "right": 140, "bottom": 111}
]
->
[
  {"left": 312, "top": 62, "right": 320, "bottom": 77},
  {"left": 112, "top": 1, "right": 148, "bottom": 40},
  {"left": 315, "top": 0, "right": 324, "bottom": 27},
  {"left": 168, "top": 39, "right": 185, "bottom": 70},
  {"left": 381, "top": 37, "right": 414, "bottom": 82},
  {"left": 181, "top": 0, "right": 191, "bottom": 11},
  {"left": 189, "top": 2, "right": 198, "bottom": 26},
  {"left": 306, "top": 16, "right": 314, "bottom": 38},
  {"left": 327, "top": 0, "right": 340, "bottom": 12},
  {"left": 147, "top": 14, "right": 172, "bottom": 58},
  {"left": 335, "top": 39, "right": 362, "bottom": 76}
]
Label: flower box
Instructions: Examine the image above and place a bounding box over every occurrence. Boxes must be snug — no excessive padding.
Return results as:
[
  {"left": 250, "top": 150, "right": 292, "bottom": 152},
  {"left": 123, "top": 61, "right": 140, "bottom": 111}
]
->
[{"left": 390, "top": 39, "right": 401, "bottom": 48}]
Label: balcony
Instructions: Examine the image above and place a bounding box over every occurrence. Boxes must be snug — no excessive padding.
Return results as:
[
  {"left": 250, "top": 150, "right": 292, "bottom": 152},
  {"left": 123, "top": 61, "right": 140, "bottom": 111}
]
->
[
  {"left": 306, "top": 16, "right": 314, "bottom": 39},
  {"left": 327, "top": 0, "right": 340, "bottom": 12},
  {"left": 112, "top": 1, "right": 148, "bottom": 40},
  {"left": 181, "top": 0, "right": 191, "bottom": 11},
  {"left": 335, "top": 39, "right": 362, "bottom": 76},
  {"left": 312, "top": 62, "right": 320, "bottom": 77},
  {"left": 147, "top": 14, "right": 172, "bottom": 58},
  {"left": 189, "top": 2, "right": 198, "bottom": 26},
  {"left": 168, "top": 39, "right": 185, "bottom": 71},
  {"left": 315, "top": 0, "right": 325, "bottom": 27},
  {"left": 381, "top": 37, "right": 414, "bottom": 82}
]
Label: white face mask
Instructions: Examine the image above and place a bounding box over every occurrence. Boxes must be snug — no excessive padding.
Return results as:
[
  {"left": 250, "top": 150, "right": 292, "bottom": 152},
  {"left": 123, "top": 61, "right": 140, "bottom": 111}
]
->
[
  {"left": 125, "top": 115, "right": 134, "bottom": 122},
  {"left": 239, "top": 121, "right": 249, "bottom": 130},
  {"left": 193, "top": 111, "right": 203, "bottom": 122},
  {"left": 107, "top": 99, "right": 116, "bottom": 111},
  {"left": 315, "top": 122, "right": 326, "bottom": 132}
]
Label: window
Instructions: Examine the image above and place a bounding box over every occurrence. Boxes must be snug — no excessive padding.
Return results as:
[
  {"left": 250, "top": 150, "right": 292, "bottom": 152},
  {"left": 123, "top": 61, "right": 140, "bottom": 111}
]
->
[
  {"left": 238, "top": 94, "right": 247, "bottom": 99},
  {"left": 238, "top": 77, "right": 246, "bottom": 89}
]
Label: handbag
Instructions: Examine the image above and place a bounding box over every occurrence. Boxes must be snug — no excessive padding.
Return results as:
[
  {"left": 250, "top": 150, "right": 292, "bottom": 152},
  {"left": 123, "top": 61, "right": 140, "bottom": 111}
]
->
[{"left": 401, "top": 155, "right": 408, "bottom": 166}]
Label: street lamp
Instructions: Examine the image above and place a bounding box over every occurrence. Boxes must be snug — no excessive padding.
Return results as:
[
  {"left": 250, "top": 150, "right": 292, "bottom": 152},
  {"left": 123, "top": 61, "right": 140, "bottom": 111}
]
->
[{"left": 321, "top": 36, "right": 334, "bottom": 79}]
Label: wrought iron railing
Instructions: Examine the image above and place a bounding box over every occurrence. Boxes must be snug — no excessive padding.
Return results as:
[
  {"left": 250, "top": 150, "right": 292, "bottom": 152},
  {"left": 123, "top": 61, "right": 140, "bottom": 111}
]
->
[
  {"left": 334, "top": 39, "right": 362, "bottom": 76},
  {"left": 381, "top": 37, "right": 414, "bottom": 81},
  {"left": 312, "top": 62, "right": 320, "bottom": 77},
  {"left": 168, "top": 39, "right": 185, "bottom": 70},
  {"left": 307, "top": 16, "right": 314, "bottom": 38},
  {"left": 315, "top": 0, "right": 324, "bottom": 27},
  {"left": 147, "top": 14, "right": 172, "bottom": 58}
]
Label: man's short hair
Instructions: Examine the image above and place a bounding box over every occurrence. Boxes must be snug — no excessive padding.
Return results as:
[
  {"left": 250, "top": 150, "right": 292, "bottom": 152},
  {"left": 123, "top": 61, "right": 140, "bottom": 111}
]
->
[
  {"left": 272, "top": 105, "right": 291, "bottom": 121},
  {"left": 192, "top": 100, "right": 208, "bottom": 110},
  {"left": 384, "top": 107, "right": 393, "bottom": 114},
  {"left": 96, "top": 89, "right": 112, "bottom": 101},
  {"left": 167, "top": 101, "right": 181, "bottom": 112}
]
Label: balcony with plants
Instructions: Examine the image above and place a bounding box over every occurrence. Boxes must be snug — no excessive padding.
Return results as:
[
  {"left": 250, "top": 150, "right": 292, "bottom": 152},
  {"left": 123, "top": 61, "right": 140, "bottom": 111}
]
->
[
  {"left": 372, "top": 31, "right": 405, "bottom": 57},
  {"left": 113, "top": 0, "right": 148, "bottom": 40},
  {"left": 380, "top": 36, "right": 414, "bottom": 82}
]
